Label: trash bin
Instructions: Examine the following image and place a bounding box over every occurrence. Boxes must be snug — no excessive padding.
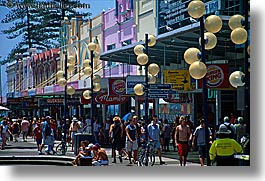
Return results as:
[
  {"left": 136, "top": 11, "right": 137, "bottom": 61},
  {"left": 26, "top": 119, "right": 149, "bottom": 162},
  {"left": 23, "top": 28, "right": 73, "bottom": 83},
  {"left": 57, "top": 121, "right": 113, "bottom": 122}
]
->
[
  {"left": 74, "top": 133, "right": 94, "bottom": 156},
  {"left": 79, "top": 157, "right": 93, "bottom": 166}
]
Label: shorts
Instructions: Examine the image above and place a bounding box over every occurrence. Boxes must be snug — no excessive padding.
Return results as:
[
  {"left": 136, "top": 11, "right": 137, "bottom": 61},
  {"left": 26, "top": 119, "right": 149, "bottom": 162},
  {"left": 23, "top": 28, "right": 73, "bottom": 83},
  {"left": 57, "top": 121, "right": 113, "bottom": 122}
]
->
[
  {"left": 149, "top": 140, "right": 160, "bottom": 149},
  {"left": 36, "top": 139, "right": 42, "bottom": 145},
  {"left": 198, "top": 145, "right": 206, "bottom": 158},
  {"left": 178, "top": 142, "right": 189, "bottom": 157},
  {"left": 71, "top": 132, "right": 77, "bottom": 139},
  {"left": 42, "top": 135, "right": 53, "bottom": 146},
  {"left": 92, "top": 160, "right": 109, "bottom": 166},
  {"left": 126, "top": 140, "right": 138, "bottom": 152}
]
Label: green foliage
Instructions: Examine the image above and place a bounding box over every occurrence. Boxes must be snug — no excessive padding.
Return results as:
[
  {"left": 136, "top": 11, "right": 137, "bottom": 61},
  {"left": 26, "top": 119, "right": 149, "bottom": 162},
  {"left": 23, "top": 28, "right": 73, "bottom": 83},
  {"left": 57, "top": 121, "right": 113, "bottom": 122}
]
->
[{"left": 0, "top": 0, "right": 91, "bottom": 63}]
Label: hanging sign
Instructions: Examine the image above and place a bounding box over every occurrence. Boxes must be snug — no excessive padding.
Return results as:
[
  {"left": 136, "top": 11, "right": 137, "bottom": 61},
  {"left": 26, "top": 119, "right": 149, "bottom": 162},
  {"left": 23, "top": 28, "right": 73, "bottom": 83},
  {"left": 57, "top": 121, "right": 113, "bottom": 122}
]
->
[{"left": 95, "top": 92, "right": 129, "bottom": 105}]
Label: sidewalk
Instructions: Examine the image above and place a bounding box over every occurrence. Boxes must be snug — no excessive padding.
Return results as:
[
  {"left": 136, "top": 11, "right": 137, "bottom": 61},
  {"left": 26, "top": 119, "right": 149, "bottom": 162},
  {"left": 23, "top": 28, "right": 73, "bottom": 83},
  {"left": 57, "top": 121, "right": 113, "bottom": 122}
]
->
[{"left": 4, "top": 138, "right": 200, "bottom": 166}]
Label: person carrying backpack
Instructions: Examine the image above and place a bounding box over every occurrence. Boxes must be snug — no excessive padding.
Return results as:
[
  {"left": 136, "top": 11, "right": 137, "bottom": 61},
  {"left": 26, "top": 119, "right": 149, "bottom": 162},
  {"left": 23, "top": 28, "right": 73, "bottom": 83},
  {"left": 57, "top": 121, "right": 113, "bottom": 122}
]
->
[{"left": 223, "top": 116, "right": 236, "bottom": 140}]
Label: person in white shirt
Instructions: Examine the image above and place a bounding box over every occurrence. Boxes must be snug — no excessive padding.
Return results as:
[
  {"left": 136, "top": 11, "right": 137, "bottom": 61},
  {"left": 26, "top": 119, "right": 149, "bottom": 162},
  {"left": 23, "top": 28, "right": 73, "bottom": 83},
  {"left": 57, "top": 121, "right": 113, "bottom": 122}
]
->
[{"left": 21, "top": 117, "right": 30, "bottom": 142}]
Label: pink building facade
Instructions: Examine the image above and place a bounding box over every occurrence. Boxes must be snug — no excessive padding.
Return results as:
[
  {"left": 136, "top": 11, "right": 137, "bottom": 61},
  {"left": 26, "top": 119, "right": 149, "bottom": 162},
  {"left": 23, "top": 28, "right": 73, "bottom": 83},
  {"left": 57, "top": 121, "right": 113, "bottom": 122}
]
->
[{"left": 102, "top": 0, "right": 138, "bottom": 77}]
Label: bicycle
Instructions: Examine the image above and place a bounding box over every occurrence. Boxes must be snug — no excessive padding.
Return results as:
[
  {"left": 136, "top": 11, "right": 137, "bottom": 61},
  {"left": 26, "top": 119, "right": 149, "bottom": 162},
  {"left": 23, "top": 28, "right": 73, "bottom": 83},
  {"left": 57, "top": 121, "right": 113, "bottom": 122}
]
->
[
  {"left": 138, "top": 141, "right": 156, "bottom": 166},
  {"left": 55, "top": 133, "right": 68, "bottom": 156}
]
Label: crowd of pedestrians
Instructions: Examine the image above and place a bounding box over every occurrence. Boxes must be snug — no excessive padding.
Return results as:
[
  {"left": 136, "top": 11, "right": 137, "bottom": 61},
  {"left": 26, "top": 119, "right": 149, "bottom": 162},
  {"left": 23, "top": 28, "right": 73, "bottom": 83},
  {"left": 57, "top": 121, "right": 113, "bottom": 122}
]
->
[{"left": 0, "top": 112, "right": 248, "bottom": 166}]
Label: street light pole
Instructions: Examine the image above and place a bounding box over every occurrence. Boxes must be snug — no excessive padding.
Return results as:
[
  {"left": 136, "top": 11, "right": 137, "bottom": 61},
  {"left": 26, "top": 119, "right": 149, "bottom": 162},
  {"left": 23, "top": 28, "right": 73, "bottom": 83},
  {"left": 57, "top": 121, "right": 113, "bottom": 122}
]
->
[
  {"left": 63, "top": 52, "right": 68, "bottom": 155},
  {"left": 244, "top": 0, "right": 250, "bottom": 154},
  {"left": 90, "top": 50, "right": 94, "bottom": 135},
  {"left": 199, "top": 16, "right": 210, "bottom": 166},
  {"left": 144, "top": 34, "right": 149, "bottom": 122}
]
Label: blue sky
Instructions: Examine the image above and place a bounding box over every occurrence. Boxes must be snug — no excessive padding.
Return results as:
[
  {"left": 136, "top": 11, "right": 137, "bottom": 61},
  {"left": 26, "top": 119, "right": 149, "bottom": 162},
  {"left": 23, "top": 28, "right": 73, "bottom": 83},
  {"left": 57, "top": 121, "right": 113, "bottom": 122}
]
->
[{"left": 0, "top": 0, "right": 115, "bottom": 97}]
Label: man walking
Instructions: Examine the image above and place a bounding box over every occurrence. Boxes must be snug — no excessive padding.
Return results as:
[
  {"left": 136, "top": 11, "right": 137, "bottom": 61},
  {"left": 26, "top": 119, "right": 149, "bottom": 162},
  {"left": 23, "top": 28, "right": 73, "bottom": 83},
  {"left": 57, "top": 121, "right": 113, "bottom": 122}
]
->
[
  {"left": 39, "top": 117, "right": 55, "bottom": 155},
  {"left": 125, "top": 118, "right": 138, "bottom": 164},
  {"left": 175, "top": 116, "right": 192, "bottom": 166},
  {"left": 21, "top": 117, "right": 30, "bottom": 142},
  {"left": 109, "top": 116, "right": 123, "bottom": 163},
  {"left": 192, "top": 119, "right": 212, "bottom": 166},
  {"left": 147, "top": 115, "right": 166, "bottom": 165}
]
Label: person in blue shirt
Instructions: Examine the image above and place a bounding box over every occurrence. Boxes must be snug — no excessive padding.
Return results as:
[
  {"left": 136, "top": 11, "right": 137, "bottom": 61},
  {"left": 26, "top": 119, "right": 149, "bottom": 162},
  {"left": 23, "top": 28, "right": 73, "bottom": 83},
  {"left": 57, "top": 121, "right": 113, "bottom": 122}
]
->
[
  {"left": 192, "top": 119, "right": 212, "bottom": 166},
  {"left": 147, "top": 115, "right": 165, "bottom": 165}
]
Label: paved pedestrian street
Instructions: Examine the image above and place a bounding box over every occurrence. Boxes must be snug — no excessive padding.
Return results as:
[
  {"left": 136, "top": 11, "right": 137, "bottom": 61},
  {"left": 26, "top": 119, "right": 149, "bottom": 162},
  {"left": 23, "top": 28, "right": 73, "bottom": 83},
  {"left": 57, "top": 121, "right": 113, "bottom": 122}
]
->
[{"left": 0, "top": 137, "right": 200, "bottom": 166}]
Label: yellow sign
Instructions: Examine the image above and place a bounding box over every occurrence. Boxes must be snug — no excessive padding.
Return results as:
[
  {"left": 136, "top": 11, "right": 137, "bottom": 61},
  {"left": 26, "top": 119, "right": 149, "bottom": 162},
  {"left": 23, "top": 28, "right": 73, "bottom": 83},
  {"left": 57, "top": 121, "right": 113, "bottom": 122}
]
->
[{"left": 164, "top": 70, "right": 191, "bottom": 90}]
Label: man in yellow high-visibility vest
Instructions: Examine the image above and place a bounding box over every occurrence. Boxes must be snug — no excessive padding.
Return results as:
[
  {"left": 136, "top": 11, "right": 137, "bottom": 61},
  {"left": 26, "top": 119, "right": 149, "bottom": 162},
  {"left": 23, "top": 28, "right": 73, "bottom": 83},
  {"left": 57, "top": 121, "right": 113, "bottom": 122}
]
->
[{"left": 209, "top": 124, "right": 243, "bottom": 166}]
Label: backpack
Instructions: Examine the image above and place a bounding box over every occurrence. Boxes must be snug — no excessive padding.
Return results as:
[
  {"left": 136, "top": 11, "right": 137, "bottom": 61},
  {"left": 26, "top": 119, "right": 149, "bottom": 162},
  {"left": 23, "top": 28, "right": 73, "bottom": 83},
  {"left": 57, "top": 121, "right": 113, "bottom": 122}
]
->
[
  {"left": 224, "top": 123, "right": 234, "bottom": 139},
  {"left": 45, "top": 123, "right": 52, "bottom": 136}
]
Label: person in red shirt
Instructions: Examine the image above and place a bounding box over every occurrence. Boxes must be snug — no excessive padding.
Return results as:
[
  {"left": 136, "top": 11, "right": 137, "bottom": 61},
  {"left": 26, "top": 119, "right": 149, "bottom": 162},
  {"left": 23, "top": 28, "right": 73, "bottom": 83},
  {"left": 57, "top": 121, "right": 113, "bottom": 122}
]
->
[
  {"left": 34, "top": 121, "right": 42, "bottom": 154},
  {"left": 50, "top": 119, "right": 57, "bottom": 139}
]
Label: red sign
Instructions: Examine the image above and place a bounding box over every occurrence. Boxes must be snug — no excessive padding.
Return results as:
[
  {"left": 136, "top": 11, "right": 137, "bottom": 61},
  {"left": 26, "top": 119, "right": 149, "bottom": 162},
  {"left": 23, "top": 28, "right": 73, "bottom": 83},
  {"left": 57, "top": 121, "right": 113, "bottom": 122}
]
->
[
  {"left": 199, "top": 64, "right": 229, "bottom": 88},
  {"left": 21, "top": 90, "right": 28, "bottom": 97},
  {"left": 108, "top": 78, "right": 126, "bottom": 96},
  {"left": 80, "top": 95, "right": 91, "bottom": 104},
  {"left": 95, "top": 92, "right": 128, "bottom": 105}
]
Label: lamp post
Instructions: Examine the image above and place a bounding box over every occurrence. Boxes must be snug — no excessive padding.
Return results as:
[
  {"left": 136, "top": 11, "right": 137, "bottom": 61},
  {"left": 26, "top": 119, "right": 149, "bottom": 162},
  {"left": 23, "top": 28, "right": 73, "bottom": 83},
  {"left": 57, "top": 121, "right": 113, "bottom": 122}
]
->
[
  {"left": 133, "top": 34, "right": 157, "bottom": 122},
  {"left": 83, "top": 42, "right": 101, "bottom": 138},
  {"left": 63, "top": 52, "right": 68, "bottom": 155},
  {"left": 144, "top": 34, "right": 149, "bottom": 122},
  {"left": 185, "top": 0, "right": 221, "bottom": 166},
  {"left": 186, "top": 0, "right": 249, "bottom": 165}
]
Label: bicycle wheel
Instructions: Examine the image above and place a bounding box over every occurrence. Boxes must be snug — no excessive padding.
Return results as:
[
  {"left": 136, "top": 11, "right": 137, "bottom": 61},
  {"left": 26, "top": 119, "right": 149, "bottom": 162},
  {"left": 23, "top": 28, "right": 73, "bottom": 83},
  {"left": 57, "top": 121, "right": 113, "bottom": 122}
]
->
[
  {"left": 56, "top": 142, "right": 67, "bottom": 156},
  {"left": 139, "top": 151, "right": 150, "bottom": 166},
  {"left": 149, "top": 152, "right": 155, "bottom": 166},
  {"left": 138, "top": 150, "right": 144, "bottom": 166}
]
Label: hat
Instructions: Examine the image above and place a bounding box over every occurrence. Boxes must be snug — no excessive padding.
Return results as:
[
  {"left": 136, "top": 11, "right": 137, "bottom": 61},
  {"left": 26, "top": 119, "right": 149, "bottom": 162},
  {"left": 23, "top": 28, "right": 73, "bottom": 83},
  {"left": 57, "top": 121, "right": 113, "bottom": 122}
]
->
[
  {"left": 72, "top": 117, "right": 78, "bottom": 122},
  {"left": 217, "top": 124, "right": 231, "bottom": 134},
  {"left": 87, "top": 143, "right": 94, "bottom": 149},
  {"left": 46, "top": 116, "right": 51, "bottom": 119},
  {"left": 95, "top": 143, "right": 101, "bottom": 148},
  {"left": 92, "top": 145, "right": 99, "bottom": 151}
]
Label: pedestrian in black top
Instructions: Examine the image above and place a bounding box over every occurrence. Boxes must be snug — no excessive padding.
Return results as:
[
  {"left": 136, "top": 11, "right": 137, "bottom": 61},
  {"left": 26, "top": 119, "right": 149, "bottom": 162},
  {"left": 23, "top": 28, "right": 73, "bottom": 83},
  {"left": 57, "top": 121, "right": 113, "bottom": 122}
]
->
[{"left": 109, "top": 116, "right": 123, "bottom": 163}]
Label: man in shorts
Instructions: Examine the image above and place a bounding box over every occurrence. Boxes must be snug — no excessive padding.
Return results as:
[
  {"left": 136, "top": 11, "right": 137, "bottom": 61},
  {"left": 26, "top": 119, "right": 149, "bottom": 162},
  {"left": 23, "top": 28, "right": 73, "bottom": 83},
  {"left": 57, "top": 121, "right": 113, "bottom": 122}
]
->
[
  {"left": 175, "top": 116, "right": 192, "bottom": 166},
  {"left": 192, "top": 119, "right": 212, "bottom": 166},
  {"left": 147, "top": 115, "right": 166, "bottom": 165}
]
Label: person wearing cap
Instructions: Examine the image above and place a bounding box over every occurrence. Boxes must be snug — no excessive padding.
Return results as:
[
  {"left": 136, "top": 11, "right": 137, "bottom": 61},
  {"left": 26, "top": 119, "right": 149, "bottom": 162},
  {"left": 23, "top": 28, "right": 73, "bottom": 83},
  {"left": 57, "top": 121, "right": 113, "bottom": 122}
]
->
[
  {"left": 192, "top": 119, "right": 212, "bottom": 166},
  {"left": 91, "top": 145, "right": 109, "bottom": 166},
  {"left": 209, "top": 124, "right": 243, "bottom": 166},
  {"left": 69, "top": 117, "right": 81, "bottom": 151}
]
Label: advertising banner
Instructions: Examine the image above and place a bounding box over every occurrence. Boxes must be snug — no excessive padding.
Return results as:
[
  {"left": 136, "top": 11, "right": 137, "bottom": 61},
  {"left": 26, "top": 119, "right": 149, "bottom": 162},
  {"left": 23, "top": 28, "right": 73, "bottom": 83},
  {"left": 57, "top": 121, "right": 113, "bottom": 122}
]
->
[
  {"left": 44, "top": 85, "right": 54, "bottom": 94},
  {"left": 95, "top": 92, "right": 129, "bottom": 105},
  {"left": 163, "top": 70, "right": 191, "bottom": 91},
  {"left": 198, "top": 64, "right": 229, "bottom": 89},
  {"left": 36, "top": 87, "right": 44, "bottom": 95},
  {"left": 28, "top": 89, "right": 36, "bottom": 96},
  {"left": 108, "top": 78, "right": 126, "bottom": 96}
]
